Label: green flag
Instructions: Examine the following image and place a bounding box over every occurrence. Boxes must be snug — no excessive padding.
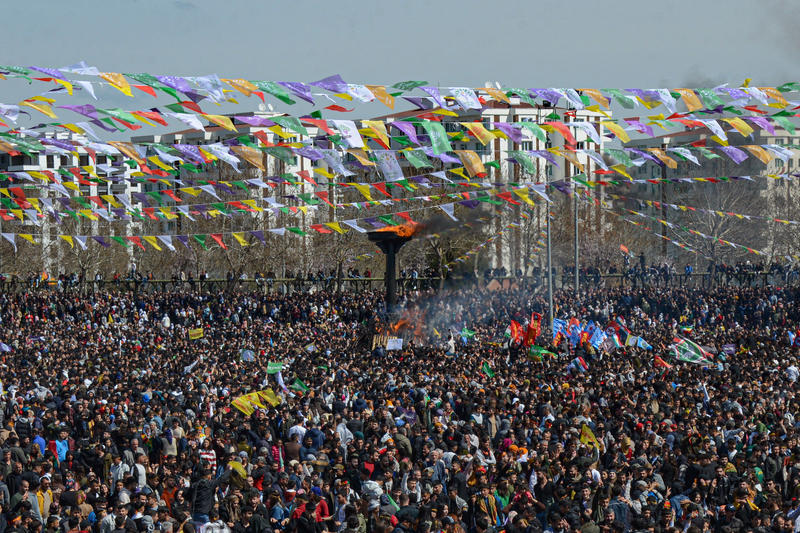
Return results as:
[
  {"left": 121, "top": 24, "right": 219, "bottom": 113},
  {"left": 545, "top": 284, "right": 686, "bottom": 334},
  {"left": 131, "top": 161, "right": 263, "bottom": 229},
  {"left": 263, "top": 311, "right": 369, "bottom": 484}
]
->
[
  {"left": 421, "top": 120, "right": 452, "bottom": 155},
  {"left": 290, "top": 379, "right": 310, "bottom": 393},
  {"left": 481, "top": 362, "right": 495, "bottom": 378},
  {"left": 461, "top": 327, "right": 476, "bottom": 339},
  {"left": 670, "top": 337, "right": 713, "bottom": 365},
  {"left": 529, "top": 345, "right": 556, "bottom": 361},
  {"left": 266, "top": 361, "right": 284, "bottom": 374}
]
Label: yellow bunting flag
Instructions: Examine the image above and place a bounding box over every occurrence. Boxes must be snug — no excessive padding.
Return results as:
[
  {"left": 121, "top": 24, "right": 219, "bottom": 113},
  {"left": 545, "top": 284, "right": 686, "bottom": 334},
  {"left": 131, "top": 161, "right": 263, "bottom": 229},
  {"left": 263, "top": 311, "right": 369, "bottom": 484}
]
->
[
  {"left": 188, "top": 328, "right": 204, "bottom": 340},
  {"left": 461, "top": 122, "right": 494, "bottom": 146},
  {"left": 580, "top": 88, "right": 610, "bottom": 109},
  {"left": 54, "top": 79, "right": 73, "bottom": 95},
  {"left": 449, "top": 167, "right": 469, "bottom": 180},
  {"left": 742, "top": 145, "right": 772, "bottom": 164},
  {"left": 611, "top": 164, "right": 632, "bottom": 180},
  {"left": 20, "top": 101, "right": 57, "bottom": 118},
  {"left": 675, "top": 89, "right": 703, "bottom": 112},
  {"left": 366, "top": 85, "right": 395, "bottom": 109},
  {"left": 362, "top": 120, "right": 391, "bottom": 148},
  {"left": 222, "top": 78, "right": 257, "bottom": 96},
  {"left": 479, "top": 87, "right": 510, "bottom": 104},
  {"left": 647, "top": 148, "right": 678, "bottom": 169},
  {"left": 148, "top": 156, "right": 174, "bottom": 172},
  {"left": 601, "top": 120, "right": 630, "bottom": 143},
  {"left": 349, "top": 183, "right": 373, "bottom": 201},
  {"left": 347, "top": 149, "right": 375, "bottom": 166},
  {"left": 325, "top": 222, "right": 347, "bottom": 234},
  {"left": 230, "top": 145, "right": 265, "bottom": 171},
  {"left": 60, "top": 235, "right": 74, "bottom": 248},
  {"left": 204, "top": 114, "right": 237, "bottom": 131},
  {"left": 760, "top": 87, "right": 788, "bottom": 106},
  {"left": 455, "top": 150, "right": 486, "bottom": 178},
  {"left": 19, "top": 234, "right": 37, "bottom": 245},
  {"left": 232, "top": 232, "right": 249, "bottom": 247},
  {"left": 99, "top": 72, "right": 133, "bottom": 97},
  {"left": 108, "top": 142, "right": 146, "bottom": 167},
  {"left": 723, "top": 117, "right": 754, "bottom": 138},
  {"left": 143, "top": 236, "right": 162, "bottom": 251},
  {"left": 512, "top": 188, "right": 536, "bottom": 206}
]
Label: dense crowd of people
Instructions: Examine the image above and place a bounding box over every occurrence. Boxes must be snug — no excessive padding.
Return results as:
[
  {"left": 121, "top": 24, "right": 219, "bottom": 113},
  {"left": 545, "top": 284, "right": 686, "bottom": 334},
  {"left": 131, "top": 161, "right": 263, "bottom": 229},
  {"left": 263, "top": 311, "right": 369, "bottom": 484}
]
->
[{"left": 0, "top": 280, "right": 799, "bottom": 533}]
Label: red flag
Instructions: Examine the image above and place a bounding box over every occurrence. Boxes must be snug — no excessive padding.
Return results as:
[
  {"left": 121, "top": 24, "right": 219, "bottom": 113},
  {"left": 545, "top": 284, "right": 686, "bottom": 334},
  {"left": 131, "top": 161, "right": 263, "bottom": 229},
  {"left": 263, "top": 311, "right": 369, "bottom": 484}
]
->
[
  {"left": 654, "top": 355, "right": 672, "bottom": 369},
  {"left": 509, "top": 320, "right": 524, "bottom": 344},
  {"left": 523, "top": 312, "right": 542, "bottom": 347}
]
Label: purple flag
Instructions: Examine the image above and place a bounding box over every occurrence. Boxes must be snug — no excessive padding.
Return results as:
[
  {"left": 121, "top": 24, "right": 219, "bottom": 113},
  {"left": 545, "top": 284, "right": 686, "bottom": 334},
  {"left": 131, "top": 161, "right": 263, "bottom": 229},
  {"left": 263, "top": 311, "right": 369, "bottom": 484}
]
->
[
  {"left": 626, "top": 148, "right": 663, "bottom": 166},
  {"left": 250, "top": 230, "right": 266, "bottom": 244},
  {"left": 176, "top": 235, "right": 191, "bottom": 249},
  {"left": 532, "top": 88, "right": 562, "bottom": 106},
  {"left": 41, "top": 138, "right": 76, "bottom": 151},
  {"left": 92, "top": 236, "right": 110, "bottom": 247},
  {"left": 422, "top": 147, "right": 460, "bottom": 164},
  {"left": 419, "top": 86, "right": 446, "bottom": 108},
  {"left": 293, "top": 147, "right": 324, "bottom": 161},
  {"left": 530, "top": 150, "right": 560, "bottom": 167},
  {"left": 29, "top": 66, "right": 66, "bottom": 80},
  {"left": 278, "top": 82, "right": 314, "bottom": 104},
  {"left": 311, "top": 74, "right": 348, "bottom": 94},
  {"left": 174, "top": 144, "right": 206, "bottom": 165},
  {"left": 403, "top": 97, "right": 432, "bottom": 110},
  {"left": 58, "top": 104, "right": 99, "bottom": 120},
  {"left": 390, "top": 121, "right": 421, "bottom": 145},
  {"left": 624, "top": 118, "right": 653, "bottom": 137},
  {"left": 493, "top": 122, "right": 523, "bottom": 143},
  {"left": 719, "top": 146, "right": 749, "bottom": 164},
  {"left": 745, "top": 116, "right": 774, "bottom": 135},
  {"left": 157, "top": 75, "right": 193, "bottom": 94},
  {"left": 458, "top": 200, "right": 480, "bottom": 209},
  {"left": 234, "top": 115, "right": 275, "bottom": 127},
  {"left": 363, "top": 217, "right": 386, "bottom": 229}
]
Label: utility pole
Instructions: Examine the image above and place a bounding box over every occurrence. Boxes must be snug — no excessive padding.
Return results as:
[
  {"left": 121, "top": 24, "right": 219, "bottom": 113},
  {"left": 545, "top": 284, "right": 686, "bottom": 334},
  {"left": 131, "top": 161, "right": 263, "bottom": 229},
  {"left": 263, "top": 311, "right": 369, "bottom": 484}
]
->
[
  {"left": 546, "top": 172, "right": 554, "bottom": 330},
  {"left": 661, "top": 142, "right": 668, "bottom": 257},
  {"left": 574, "top": 177, "right": 579, "bottom": 293}
]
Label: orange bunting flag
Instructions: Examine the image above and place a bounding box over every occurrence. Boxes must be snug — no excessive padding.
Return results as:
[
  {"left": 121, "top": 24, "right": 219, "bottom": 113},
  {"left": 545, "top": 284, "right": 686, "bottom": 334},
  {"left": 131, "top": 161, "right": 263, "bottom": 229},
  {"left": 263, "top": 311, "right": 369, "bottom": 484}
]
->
[
  {"left": 455, "top": 150, "right": 486, "bottom": 178},
  {"left": 99, "top": 72, "right": 133, "bottom": 97}
]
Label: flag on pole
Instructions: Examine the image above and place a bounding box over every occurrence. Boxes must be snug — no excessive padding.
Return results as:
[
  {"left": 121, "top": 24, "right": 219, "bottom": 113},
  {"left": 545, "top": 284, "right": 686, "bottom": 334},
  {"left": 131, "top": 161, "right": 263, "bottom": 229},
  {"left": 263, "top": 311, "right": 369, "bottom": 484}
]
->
[
  {"left": 508, "top": 320, "right": 524, "bottom": 344},
  {"left": 552, "top": 319, "right": 567, "bottom": 345},
  {"left": 266, "top": 361, "right": 284, "bottom": 374},
  {"left": 670, "top": 336, "right": 714, "bottom": 365},
  {"left": 524, "top": 312, "right": 542, "bottom": 346},
  {"left": 679, "top": 325, "right": 694, "bottom": 335},
  {"left": 290, "top": 378, "right": 310, "bottom": 394},
  {"left": 481, "top": 361, "right": 495, "bottom": 378},
  {"left": 654, "top": 355, "right": 673, "bottom": 369},
  {"left": 529, "top": 345, "right": 556, "bottom": 361},
  {"left": 580, "top": 424, "right": 601, "bottom": 449},
  {"left": 461, "top": 327, "right": 476, "bottom": 339}
]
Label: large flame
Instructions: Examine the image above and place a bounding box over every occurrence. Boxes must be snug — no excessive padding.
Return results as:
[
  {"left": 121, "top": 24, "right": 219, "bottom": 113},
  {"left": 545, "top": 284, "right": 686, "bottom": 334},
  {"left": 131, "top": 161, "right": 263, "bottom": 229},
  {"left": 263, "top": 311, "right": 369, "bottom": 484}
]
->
[{"left": 376, "top": 221, "right": 422, "bottom": 238}]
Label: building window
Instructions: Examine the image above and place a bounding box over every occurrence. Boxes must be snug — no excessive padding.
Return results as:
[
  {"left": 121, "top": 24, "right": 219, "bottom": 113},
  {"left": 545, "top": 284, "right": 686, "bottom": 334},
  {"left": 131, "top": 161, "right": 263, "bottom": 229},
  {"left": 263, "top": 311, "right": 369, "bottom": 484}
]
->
[
  {"left": 79, "top": 155, "right": 89, "bottom": 166},
  {"left": 46, "top": 155, "right": 54, "bottom": 168},
  {"left": 60, "top": 155, "right": 71, "bottom": 167},
  {"left": 521, "top": 141, "right": 534, "bottom": 151}
]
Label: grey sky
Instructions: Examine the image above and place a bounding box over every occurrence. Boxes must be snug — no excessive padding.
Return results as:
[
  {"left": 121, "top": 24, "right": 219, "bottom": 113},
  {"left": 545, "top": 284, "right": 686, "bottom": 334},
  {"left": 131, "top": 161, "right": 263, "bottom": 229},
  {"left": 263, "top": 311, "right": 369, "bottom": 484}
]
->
[{"left": 3, "top": 0, "right": 797, "bottom": 88}]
